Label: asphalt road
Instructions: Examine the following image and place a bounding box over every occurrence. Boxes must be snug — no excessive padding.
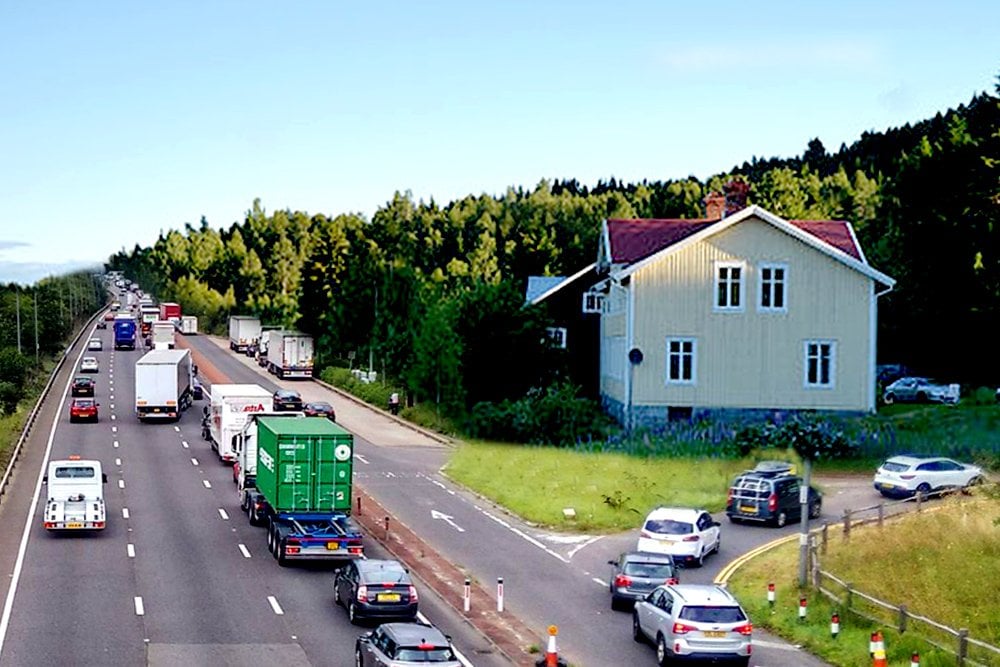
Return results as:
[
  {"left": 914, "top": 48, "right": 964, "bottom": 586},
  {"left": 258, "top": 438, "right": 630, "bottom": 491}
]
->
[{"left": 0, "top": 323, "right": 508, "bottom": 667}]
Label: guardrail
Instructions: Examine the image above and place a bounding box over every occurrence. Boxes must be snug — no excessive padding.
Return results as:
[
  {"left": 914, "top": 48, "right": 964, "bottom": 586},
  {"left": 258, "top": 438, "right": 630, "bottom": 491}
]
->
[{"left": 0, "top": 307, "right": 104, "bottom": 504}]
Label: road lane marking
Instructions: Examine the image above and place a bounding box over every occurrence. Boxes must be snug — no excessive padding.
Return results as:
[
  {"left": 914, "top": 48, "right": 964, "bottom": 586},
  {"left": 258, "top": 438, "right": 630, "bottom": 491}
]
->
[
  {"left": 174, "top": 426, "right": 180, "bottom": 433},
  {"left": 592, "top": 577, "right": 606, "bottom": 586},
  {"left": 385, "top": 471, "right": 396, "bottom": 478},
  {"left": 191, "top": 458, "right": 199, "bottom": 466},
  {"left": 429, "top": 478, "right": 457, "bottom": 496},
  {"left": 113, "top": 441, "right": 119, "bottom": 448},
  {"left": 109, "top": 380, "right": 113, "bottom": 385},
  {"left": 355, "top": 454, "right": 369, "bottom": 464},
  {"left": 118, "top": 480, "right": 126, "bottom": 489},
  {"left": 568, "top": 536, "right": 603, "bottom": 559},
  {"left": 134, "top": 597, "right": 145, "bottom": 616},
  {"left": 203, "top": 480, "right": 212, "bottom": 489},
  {"left": 218, "top": 509, "right": 229, "bottom": 520},
  {"left": 431, "top": 510, "right": 465, "bottom": 532},
  {"left": 127, "top": 544, "right": 135, "bottom": 558},
  {"left": 110, "top": 394, "right": 114, "bottom": 400},
  {"left": 753, "top": 639, "right": 803, "bottom": 650},
  {"left": 115, "top": 458, "right": 122, "bottom": 466},
  {"left": 111, "top": 415, "right": 116, "bottom": 421},
  {"left": 122, "top": 508, "right": 130, "bottom": 519},
  {"left": 238, "top": 544, "right": 251, "bottom": 558},
  {"left": 181, "top": 440, "right": 189, "bottom": 447},
  {"left": 267, "top": 596, "right": 284, "bottom": 615},
  {"left": 112, "top": 426, "right": 118, "bottom": 433},
  {"left": 110, "top": 403, "right": 115, "bottom": 409},
  {"left": 480, "top": 509, "right": 569, "bottom": 563},
  {"left": 416, "top": 612, "right": 473, "bottom": 667}
]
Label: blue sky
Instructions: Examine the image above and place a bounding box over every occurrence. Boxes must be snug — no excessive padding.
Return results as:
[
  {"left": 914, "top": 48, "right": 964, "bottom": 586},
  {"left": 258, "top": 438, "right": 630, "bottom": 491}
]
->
[{"left": 1, "top": 1, "right": 998, "bottom": 285}]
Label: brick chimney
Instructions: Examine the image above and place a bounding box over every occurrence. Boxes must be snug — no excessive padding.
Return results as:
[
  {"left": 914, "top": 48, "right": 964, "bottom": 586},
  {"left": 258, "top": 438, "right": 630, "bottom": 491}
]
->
[
  {"left": 724, "top": 180, "right": 750, "bottom": 216},
  {"left": 704, "top": 192, "right": 725, "bottom": 220}
]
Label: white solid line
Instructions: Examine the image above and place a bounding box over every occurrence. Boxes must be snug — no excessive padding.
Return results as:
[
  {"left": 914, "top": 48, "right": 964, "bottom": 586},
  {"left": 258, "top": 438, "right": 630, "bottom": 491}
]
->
[
  {"left": 592, "top": 577, "right": 606, "bottom": 586},
  {"left": 134, "top": 597, "right": 144, "bottom": 616},
  {"left": 118, "top": 479, "right": 125, "bottom": 489},
  {"left": 416, "top": 612, "right": 474, "bottom": 667},
  {"left": 355, "top": 454, "right": 370, "bottom": 464},
  {"left": 115, "top": 458, "right": 122, "bottom": 466},
  {"left": 267, "top": 596, "right": 284, "bottom": 615},
  {"left": 173, "top": 426, "right": 180, "bottom": 432},
  {"left": 203, "top": 480, "right": 212, "bottom": 489},
  {"left": 481, "top": 510, "right": 569, "bottom": 563},
  {"left": 122, "top": 508, "right": 130, "bottom": 519},
  {"left": 568, "top": 535, "right": 603, "bottom": 559},
  {"left": 191, "top": 458, "right": 199, "bottom": 466},
  {"left": 238, "top": 544, "right": 251, "bottom": 558},
  {"left": 127, "top": 544, "right": 135, "bottom": 558},
  {"left": 218, "top": 508, "right": 229, "bottom": 520}
]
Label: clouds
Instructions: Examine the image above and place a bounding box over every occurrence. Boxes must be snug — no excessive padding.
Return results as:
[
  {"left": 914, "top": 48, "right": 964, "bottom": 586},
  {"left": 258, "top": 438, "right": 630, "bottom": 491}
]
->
[
  {"left": 0, "top": 259, "right": 102, "bottom": 287},
  {"left": 0, "top": 240, "right": 30, "bottom": 252},
  {"left": 657, "top": 37, "right": 883, "bottom": 75}
]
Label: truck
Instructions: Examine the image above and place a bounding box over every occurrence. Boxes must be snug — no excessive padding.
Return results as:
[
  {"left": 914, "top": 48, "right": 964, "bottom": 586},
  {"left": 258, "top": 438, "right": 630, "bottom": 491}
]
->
[
  {"left": 42, "top": 456, "right": 107, "bottom": 531},
  {"left": 113, "top": 317, "right": 137, "bottom": 350},
  {"left": 203, "top": 384, "right": 271, "bottom": 463},
  {"left": 255, "top": 327, "right": 280, "bottom": 367},
  {"left": 134, "top": 348, "right": 194, "bottom": 421},
  {"left": 238, "top": 416, "right": 362, "bottom": 565},
  {"left": 139, "top": 305, "right": 159, "bottom": 337},
  {"left": 229, "top": 316, "right": 261, "bottom": 353},
  {"left": 152, "top": 320, "right": 175, "bottom": 350},
  {"left": 180, "top": 315, "right": 198, "bottom": 335},
  {"left": 159, "top": 302, "right": 182, "bottom": 322},
  {"left": 267, "top": 331, "right": 315, "bottom": 379}
]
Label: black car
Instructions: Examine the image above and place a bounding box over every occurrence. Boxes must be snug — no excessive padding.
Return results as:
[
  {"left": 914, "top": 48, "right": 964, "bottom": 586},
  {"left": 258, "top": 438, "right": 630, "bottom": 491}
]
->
[
  {"left": 355, "top": 622, "right": 461, "bottom": 667},
  {"left": 608, "top": 551, "right": 678, "bottom": 611},
  {"left": 303, "top": 401, "right": 336, "bottom": 421},
  {"left": 335, "top": 559, "right": 418, "bottom": 624},
  {"left": 272, "top": 389, "right": 303, "bottom": 411},
  {"left": 71, "top": 376, "right": 96, "bottom": 397},
  {"left": 725, "top": 461, "right": 822, "bottom": 527}
]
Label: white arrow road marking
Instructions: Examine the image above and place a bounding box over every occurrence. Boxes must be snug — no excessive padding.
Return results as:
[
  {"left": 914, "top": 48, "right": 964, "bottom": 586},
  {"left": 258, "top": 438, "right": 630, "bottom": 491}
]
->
[
  {"left": 122, "top": 508, "right": 130, "bottom": 519},
  {"left": 203, "top": 480, "right": 212, "bottom": 489},
  {"left": 218, "top": 509, "right": 229, "bottom": 520},
  {"left": 238, "top": 544, "right": 251, "bottom": 558},
  {"left": 355, "top": 454, "right": 369, "bottom": 464},
  {"left": 134, "top": 597, "right": 144, "bottom": 616},
  {"left": 127, "top": 544, "right": 135, "bottom": 558},
  {"left": 430, "top": 509, "right": 466, "bottom": 533},
  {"left": 267, "top": 596, "right": 284, "bottom": 615}
]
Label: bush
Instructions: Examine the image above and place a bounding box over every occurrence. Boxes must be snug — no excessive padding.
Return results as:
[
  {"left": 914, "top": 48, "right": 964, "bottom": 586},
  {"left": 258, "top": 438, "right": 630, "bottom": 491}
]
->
[
  {"left": 319, "top": 367, "right": 397, "bottom": 410},
  {"left": 969, "top": 386, "right": 998, "bottom": 406},
  {"left": 735, "top": 417, "right": 857, "bottom": 460}
]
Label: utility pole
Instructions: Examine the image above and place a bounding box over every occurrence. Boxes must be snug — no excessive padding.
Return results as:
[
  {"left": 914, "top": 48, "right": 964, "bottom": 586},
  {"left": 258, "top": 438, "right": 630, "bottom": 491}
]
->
[
  {"left": 798, "top": 457, "right": 813, "bottom": 586},
  {"left": 33, "top": 290, "right": 40, "bottom": 363},
  {"left": 15, "top": 288, "right": 22, "bottom": 354}
]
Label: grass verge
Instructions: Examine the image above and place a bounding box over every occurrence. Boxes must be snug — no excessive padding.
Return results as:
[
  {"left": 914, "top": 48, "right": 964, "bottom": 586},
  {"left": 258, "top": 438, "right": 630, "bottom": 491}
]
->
[{"left": 0, "top": 356, "right": 58, "bottom": 471}]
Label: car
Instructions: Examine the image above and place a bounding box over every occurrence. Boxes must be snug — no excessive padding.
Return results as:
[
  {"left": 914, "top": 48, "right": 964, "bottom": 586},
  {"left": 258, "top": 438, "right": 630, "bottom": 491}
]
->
[
  {"left": 69, "top": 398, "right": 99, "bottom": 423},
  {"left": 725, "top": 461, "right": 822, "bottom": 527},
  {"left": 883, "top": 377, "right": 959, "bottom": 405},
  {"left": 71, "top": 376, "right": 96, "bottom": 397},
  {"left": 87, "top": 338, "right": 103, "bottom": 351},
  {"left": 272, "top": 389, "right": 303, "bottom": 411},
  {"left": 335, "top": 559, "right": 419, "bottom": 624},
  {"left": 873, "top": 455, "right": 984, "bottom": 499},
  {"left": 104, "top": 311, "right": 115, "bottom": 321},
  {"left": 96, "top": 321, "right": 107, "bottom": 329},
  {"left": 303, "top": 401, "right": 336, "bottom": 421},
  {"left": 355, "top": 622, "right": 462, "bottom": 667},
  {"left": 608, "top": 551, "right": 678, "bottom": 611},
  {"left": 79, "top": 357, "right": 99, "bottom": 373},
  {"left": 633, "top": 584, "right": 752, "bottom": 666},
  {"left": 636, "top": 507, "right": 721, "bottom": 568}
]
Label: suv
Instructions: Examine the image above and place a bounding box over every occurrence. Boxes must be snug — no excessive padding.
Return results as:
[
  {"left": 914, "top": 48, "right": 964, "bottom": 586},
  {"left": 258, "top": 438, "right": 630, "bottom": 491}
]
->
[
  {"left": 335, "top": 559, "right": 419, "bottom": 624},
  {"left": 726, "top": 461, "right": 822, "bottom": 527},
  {"left": 608, "top": 551, "right": 678, "bottom": 611},
  {"left": 636, "top": 507, "right": 721, "bottom": 568},
  {"left": 873, "top": 455, "right": 984, "bottom": 499},
  {"left": 633, "top": 584, "right": 752, "bottom": 666},
  {"left": 355, "top": 622, "right": 462, "bottom": 666}
]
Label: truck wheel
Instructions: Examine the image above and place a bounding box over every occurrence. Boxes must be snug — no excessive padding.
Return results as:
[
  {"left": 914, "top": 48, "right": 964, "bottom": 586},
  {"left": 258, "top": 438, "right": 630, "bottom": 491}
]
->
[
  {"left": 277, "top": 540, "right": 289, "bottom": 567},
  {"left": 240, "top": 492, "right": 249, "bottom": 513}
]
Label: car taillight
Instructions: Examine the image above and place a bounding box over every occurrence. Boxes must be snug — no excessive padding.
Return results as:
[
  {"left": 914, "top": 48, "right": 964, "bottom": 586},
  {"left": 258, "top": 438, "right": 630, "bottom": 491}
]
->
[
  {"left": 408, "top": 585, "right": 418, "bottom": 601},
  {"left": 734, "top": 623, "right": 753, "bottom": 636},
  {"left": 357, "top": 585, "right": 367, "bottom": 602},
  {"left": 613, "top": 574, "right": 631, "bottom": 588},
  {"left": 682, "top": 535, "right": 698, "bottom": 542},
  {"left": 768, "top": 493, "right": 777, "bottom": 512},
  {"left": 666, "top": 577, "right": 679, "bottom": 585},
  {"left": 672, "top": 622, "right": 697, "bottom": 635}
]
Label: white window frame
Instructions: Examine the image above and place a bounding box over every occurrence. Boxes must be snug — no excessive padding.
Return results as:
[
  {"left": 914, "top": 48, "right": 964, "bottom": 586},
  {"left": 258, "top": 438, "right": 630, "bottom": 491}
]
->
[
  {"left": 546, "top": 327, "right": 567, "bottom": 349},
  {"left": 758, "top": 262, "right": 788, "bottom": 312},
  {"left": 714, "top": 261, "right": 745, "bottom": 312},
  {"left": 803, "top": 340, "right": 836, "bottom": 389},
  {"left": 665, "top": 337, "right": 697, "bottom": 385},
  {"left": 581, "top": 292, "right": 604, "bottom": 314}
]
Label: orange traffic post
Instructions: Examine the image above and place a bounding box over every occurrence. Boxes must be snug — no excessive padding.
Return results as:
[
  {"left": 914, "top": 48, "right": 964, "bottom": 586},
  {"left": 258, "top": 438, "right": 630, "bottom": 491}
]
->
[
  {"left": 871, "top": 630, "right": 887, "bottom": 667},
  {"left": 545, "top": 625, "right": 559, "bottom": 667}
]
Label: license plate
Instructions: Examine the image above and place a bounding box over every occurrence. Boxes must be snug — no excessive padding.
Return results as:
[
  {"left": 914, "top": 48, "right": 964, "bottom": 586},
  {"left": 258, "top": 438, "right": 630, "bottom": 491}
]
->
[
  {"left": 881, "top": 483, "right": 894, "bottom": 489},
  {"left": 739, "top": 505, "right": 757, "bottom": 513},
  {"left": 377, "top": 593, "right": 401, "bottom": 602},
  {"left": 703, "top": 631, "right": 726, "bottom": 638},
  {"left": 325, "top": 542, "right": 339, "bottom": 551},
  {"left": 66, "top": 523, "right": 83, "bottom": 529}
]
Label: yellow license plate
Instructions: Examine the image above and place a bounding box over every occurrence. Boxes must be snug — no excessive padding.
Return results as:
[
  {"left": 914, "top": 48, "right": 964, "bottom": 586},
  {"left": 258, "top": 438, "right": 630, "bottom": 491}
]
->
[
  {"left": 882, "top": 483, "right": 894, "bottom": 489},
  {"left": 377, "top": 593, "right": 401, "bottom": 602},
  {"left": 740, "top": 506, "right": 757, "bottom": 513},
  {"left": 325, "top": 542, "right": 339, "bottom": 550},
  {"left": 703, "top": 631, "right": 726, "bottom": 638},
  {"left": 66, "top": 523, "right": 83, "bottom": 529}
]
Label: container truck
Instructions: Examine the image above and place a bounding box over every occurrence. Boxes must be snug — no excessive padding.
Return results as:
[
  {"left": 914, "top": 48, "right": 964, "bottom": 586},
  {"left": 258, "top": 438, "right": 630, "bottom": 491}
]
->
[
  {"left": 42, "top": 456, "right": 107, "bottom": 531},
  {"left": 238, "top": 416, "right": 362, "bottom": 565},
  {"left": 180, "top": 315, "right": 198, "bottom": 335},
  {"left": 113, "top": 317, "right": 137, "bottom": 350},
  {"left": 134, "top": 349, "right": 194, "bottom": 421},
  {"left": 229, "top": 316, "right": 261, "bottom": 353},
  {"left": 159, "top": 302, "right": 182, "bottom": 322},
  {"left": 267, "top": 331, "right": 315, "bottom": 379},
  {"left": 152, "top": 321, "right": 175, "bottom": 350},
  {"left": 203, "top": 384, "right": 271, "bottom": 463}
]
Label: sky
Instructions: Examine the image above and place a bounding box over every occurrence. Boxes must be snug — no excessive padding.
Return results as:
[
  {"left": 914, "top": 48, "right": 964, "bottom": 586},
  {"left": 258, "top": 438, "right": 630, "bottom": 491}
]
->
[{"left": 1, "top": 1, "right": 998, "bottom": 285}]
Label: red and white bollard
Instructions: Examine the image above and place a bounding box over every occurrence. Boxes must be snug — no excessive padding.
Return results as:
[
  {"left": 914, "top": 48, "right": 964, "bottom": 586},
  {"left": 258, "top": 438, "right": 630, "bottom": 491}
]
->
[
  {"left": 497, "top": 577, "right": 504, "bottom": 613},
  {"left": 830, "top": 613, "right": 840, "bottom": 639},
  {"left": 798, "top": 596, "right": 807, "bottom": 621},
  {"left": 463, "top": 578, "right": 471, "bottom": 613},
  {"left": 767, "top": 582, "right": 775, "bottom": 607},
  {"left": 911, "top": 652, "right": 920, "bottom": 667}
]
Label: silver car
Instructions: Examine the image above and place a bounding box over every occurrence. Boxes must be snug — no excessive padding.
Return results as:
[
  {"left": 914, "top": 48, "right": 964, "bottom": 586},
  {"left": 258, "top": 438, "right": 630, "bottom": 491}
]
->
[
  {"left": 355, "top": 622, "right": 462, "bottom": 667},
  {"left": 883, "top": 377, "right": 958, "bottom": 404},
  {"left": 633, "top": 584, "right": 751, "bottom": 666}
]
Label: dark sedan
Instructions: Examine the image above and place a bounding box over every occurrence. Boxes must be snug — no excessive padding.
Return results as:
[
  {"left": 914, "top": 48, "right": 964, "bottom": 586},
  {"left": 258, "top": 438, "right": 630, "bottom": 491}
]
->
[
  {"left": 272, "top": 389, "right": 303, "bottom": 411},
  {"left": 71, "top": 376, "right": 96, "bottom": 397},
  {"left": 608, "top": 551, "right": 679, "bottom": 610},
  {"left": 335, "top": 559, "right": 418, "bottom": 624},
  {"left": 303, "top": 401, "right": 336, "bottom": 421}
]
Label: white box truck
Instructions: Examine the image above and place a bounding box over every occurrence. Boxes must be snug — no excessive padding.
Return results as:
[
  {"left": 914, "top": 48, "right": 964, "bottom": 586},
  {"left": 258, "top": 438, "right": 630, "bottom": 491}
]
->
[
  {"left": 202, "top": 384, "right": 271, "bottom": 463},
  {"left": 233, "top": 412, "right": 305, "bottom": 492},
  {"left": 135, "top": 349, "right": 193, "bottom": 421},
  {"left": 152, "top": 320, "right": 175, "bottom": 350},
  {"left": 228, "top": 316, "right": 261, "bottom": 353},
  {"left": 180, "top": 315, "right": 198, "bottom": 335},
  {"left": 43, "top": 457, "right": 107, "bottom": 531},
  {"left": 267, "top": 331, "right": 315, "bottom": 379}
]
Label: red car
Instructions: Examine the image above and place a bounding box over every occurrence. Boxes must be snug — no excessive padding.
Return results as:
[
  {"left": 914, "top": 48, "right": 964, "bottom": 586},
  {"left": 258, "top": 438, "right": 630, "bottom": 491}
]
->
[{"left": 69, "top": 398, "right": 99, "bottom": 423}]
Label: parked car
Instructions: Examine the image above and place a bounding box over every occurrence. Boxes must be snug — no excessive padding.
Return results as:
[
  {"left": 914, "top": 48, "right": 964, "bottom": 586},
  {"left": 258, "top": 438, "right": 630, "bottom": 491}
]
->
[
  {"left": 633, "top": 584, "right": 752, "bottom": 666},
  {"left": 883, "top": 377, "right": 959, "bottom": 405},
  {"left": 71, "top": 376, "right": 96, "bottom": 397},
  {"left": 608, "top": 551, "right": 678, "bottom": 611},
  {"left": 335, "top": 558, "right": 418, "bottom": 624},
  {"left": 87, "top": 338, "right": 103, "bottom": 351},
  {"left": 79, "top": 357, "right": 100, "bottom": 373},
  {"left": 355, "top": 622, "right": 461, "bottom": 667},
  {"left": 69, "top": 398, "right": 99, "bottom": 423},
  {"left": 272, "top": 389, "right": 303, "bottom": 411},
  {"left": 303, "top": 401, "right": 336, "bottom": 421},
  {"left": 873, "top": 455, "right": 984, "bottom": 498},
  {"left": 636, "top": 507, "right": 721, "bottom": 568},
  {"left": 725, "top": 461, "right": 822, "bottom": 527}
]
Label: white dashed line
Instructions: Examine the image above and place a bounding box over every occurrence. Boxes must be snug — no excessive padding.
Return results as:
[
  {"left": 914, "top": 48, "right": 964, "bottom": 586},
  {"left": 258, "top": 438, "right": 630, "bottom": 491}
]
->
[
  {"left": 182, "top": 441, "right": 189, "bottom": 449},
  {"left": 118, "top": 480, "right": 125, "bottom": 489},
  {"left": 127, "top": 544, "right": 135, "bottom": 558},
  {"left": 173, "top": 426, "right": 180, "bottom": 433},
  {"left": 109, "top": 380, "right": 113, "bottom": 385},
  {"left": 122, "top": 508, "right": 130, "bottom": 519},
  {"left": 355, "top": 454, "right": 370, "bottom": 464},
  {"left": 267, "top": 596, "right": 284, "bottom": 615},
  {"left": 238, "top": 544, "right": 251, "bottom": 558},
  {"left": 134, "top": 597, "right": 144, "bottom": 616},
  {"left": 592, "top": 577, "right": 606, "bottom": 586},
  {"left": 202, "top": 480, "right": 212, "bottom": 489},
  {"left": 191, "top": 458, "right": 199, "bottom": 466},
  {"left": 111, "top": 426, "right": 118, "bottom": 433},
  {"left": 110, "top": 404, "right": 115, "bottom": 409},
  {"left": 218, "top": 509, "right": 229, "bottom": 520},
  {"left": 115, "top": 458, "right": 122, "bottom": 466},
  {"left": 111, "top": 415, "right": 116, "bottom": 421},
  {"left": 110, "top": 394, "right": 114, "bottom": 400}
]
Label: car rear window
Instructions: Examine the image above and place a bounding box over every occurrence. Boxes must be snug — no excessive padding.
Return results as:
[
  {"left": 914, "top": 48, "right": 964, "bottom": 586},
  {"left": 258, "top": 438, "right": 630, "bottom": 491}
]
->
[
  {"left": 394, "top": 646, "right": 455, "bottom": 662},
  {"left": 644, "top": 519, "right": 693, "bottom": 535},
  {"left": 680, "top": 605, "right": 747, "bottom": 623},
  {"left": 881, "top": 461, "right": 911, "bottom": 472},
  {"left": 623, "top": 562, "right": 674, "bottom": 578},
  {"left": 54, "top": 467, "right": 95, "bottom": 479}
]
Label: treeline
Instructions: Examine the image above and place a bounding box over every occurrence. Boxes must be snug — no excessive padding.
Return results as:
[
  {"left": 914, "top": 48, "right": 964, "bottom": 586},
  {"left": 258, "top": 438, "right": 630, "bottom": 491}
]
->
[
  {"left": 0, "top": 272, "right": 104, "bottom": 414},
  {"left": 108, "top": 84, "right": 1000, "bottom": 423}
]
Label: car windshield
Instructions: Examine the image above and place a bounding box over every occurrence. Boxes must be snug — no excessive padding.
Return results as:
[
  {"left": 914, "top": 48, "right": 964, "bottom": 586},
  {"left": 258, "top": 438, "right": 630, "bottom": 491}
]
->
[
  {"left": 394, "top": 647, "right": 455, "bottom": 662},
  {"left": 644, "top": 519, "right": 693, "bottom": 535},
  {"left": 881, "top": 461, "right": 911, "bottom": 473},
  {"left": 679, "top": 605, "right": 747, "bottom": 623},
  {"left": 623, "top": 562, "right": 674, "bottom": 578},
  {"left": 54, "top": 466, "right": 95, "bottom": 478}
]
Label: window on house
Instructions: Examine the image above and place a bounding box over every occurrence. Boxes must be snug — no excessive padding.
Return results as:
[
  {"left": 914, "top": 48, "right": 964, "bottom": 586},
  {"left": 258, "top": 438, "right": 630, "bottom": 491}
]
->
[
  {"left": 582, "top": 292, "right": 604, "bottom": 314},
  {"left": 759, "top": 263, "right": 787, "bottom": 311},
  {"left": 666, "top": 338, "right": 696, "bottom": 384},
  {"left": 715, "top": 263, "right": 744, "bottom": 310},
  {"left": 804, "top": 340, "right": 835, "bottom": 388},
  {"left": 546, "top": 327, "right": 567, "bottom": 349}
]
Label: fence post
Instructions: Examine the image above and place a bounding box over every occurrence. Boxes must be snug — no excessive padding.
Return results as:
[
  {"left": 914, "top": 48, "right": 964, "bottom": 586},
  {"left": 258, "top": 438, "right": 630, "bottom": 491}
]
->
[
  {"left": 878, "top": 503, "right": 884, "bottom": 528},
  {"left": 916, "top": 492, "right": 923, "bottom": 512},
  {"left": 821, "top": 523, "right": 828, "bottom": 555},
  {"left": 845, "top": 582, "right": 854, "bottom": 611},
  {"left": 811, "top": 541, "right": 820, "bottom": 588},
  {"left": 958, "top": 628, "right": 969, "bottom": 666},
  {"left": 843, "top": 509, "right": 852, "bottom": 540},
  {"left": 898, "top": 604, "right": 908, "bottom": 633}
]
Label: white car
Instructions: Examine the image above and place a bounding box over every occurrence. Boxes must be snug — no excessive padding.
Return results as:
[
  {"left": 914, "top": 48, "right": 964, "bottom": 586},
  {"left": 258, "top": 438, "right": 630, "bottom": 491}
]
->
[
  {"left": 873, "top": 455, "right": 984, "bottom": 499},
  {"left": 87, "top": 338, "right": 103, "bottom": 351},
  {"left": 79, "top": 357, "right": 99, "bottom": 373},
  {"left": 636, "top": 507, "right": 721, "bottom": 567}
]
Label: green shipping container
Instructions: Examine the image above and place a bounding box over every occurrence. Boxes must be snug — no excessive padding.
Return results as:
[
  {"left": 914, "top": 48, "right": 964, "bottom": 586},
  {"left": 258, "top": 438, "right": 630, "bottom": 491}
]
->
[{"left": 255, "top": 416, "right": 353, "bottom": 513}]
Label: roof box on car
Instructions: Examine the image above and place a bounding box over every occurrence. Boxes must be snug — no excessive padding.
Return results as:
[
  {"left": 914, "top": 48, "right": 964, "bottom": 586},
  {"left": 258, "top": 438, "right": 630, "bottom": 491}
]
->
[{"left": 751, "top": 461, "right": 795, "bottom": 476}]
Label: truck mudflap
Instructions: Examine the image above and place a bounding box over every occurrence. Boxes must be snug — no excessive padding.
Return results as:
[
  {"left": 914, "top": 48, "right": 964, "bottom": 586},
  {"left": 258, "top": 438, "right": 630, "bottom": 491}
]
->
[{"left": 273, "top": 514, "right": 363, "bottom": 562}]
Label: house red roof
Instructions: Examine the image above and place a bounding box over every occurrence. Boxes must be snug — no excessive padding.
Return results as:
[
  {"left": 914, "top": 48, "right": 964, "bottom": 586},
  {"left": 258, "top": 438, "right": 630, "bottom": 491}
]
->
[{"left": 606, "top": 216, "right": 863, "bottom": 265}]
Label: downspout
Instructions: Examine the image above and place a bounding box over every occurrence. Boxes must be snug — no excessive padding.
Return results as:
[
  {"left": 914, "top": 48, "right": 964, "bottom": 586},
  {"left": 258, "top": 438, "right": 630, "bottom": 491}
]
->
[
  {"left": 625, "top": 276, "right": 636, "bottom": 430},
  {"left": 869, "top": 282, "right": 894, "bottom": 411}
]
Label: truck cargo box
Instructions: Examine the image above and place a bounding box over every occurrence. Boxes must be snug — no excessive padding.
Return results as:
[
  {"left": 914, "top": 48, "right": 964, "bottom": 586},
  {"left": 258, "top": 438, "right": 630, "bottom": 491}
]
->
[{"left": 229, "top": 316, "right": 261, "bottom": 352}]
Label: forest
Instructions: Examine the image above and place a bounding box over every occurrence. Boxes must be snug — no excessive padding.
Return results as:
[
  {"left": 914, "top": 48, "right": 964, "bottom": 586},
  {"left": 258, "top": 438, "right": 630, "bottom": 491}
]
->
[{"left": 101, "top": 84, "right": 1000, "bottom": 431}]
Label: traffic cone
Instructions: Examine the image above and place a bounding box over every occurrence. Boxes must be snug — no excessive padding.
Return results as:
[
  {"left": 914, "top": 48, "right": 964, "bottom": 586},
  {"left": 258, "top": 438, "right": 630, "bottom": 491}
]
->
[{"left": 538, "top": 625, "right": 563, "bottom": 667}]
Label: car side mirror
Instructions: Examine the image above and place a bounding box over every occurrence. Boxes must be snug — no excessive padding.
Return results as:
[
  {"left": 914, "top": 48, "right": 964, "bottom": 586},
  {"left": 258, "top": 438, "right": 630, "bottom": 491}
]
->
[
  {"left": 42, "top": 475, "right": 48, "bottom": 484},
  {"left": 102, "top": 474, "right": 108, "bottom": 483}
]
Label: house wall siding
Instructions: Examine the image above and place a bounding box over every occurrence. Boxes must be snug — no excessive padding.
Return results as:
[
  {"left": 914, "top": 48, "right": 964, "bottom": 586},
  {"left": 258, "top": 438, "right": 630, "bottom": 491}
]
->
[{"left": 630, "top": 217, "right": 872, "bottom": 412}]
